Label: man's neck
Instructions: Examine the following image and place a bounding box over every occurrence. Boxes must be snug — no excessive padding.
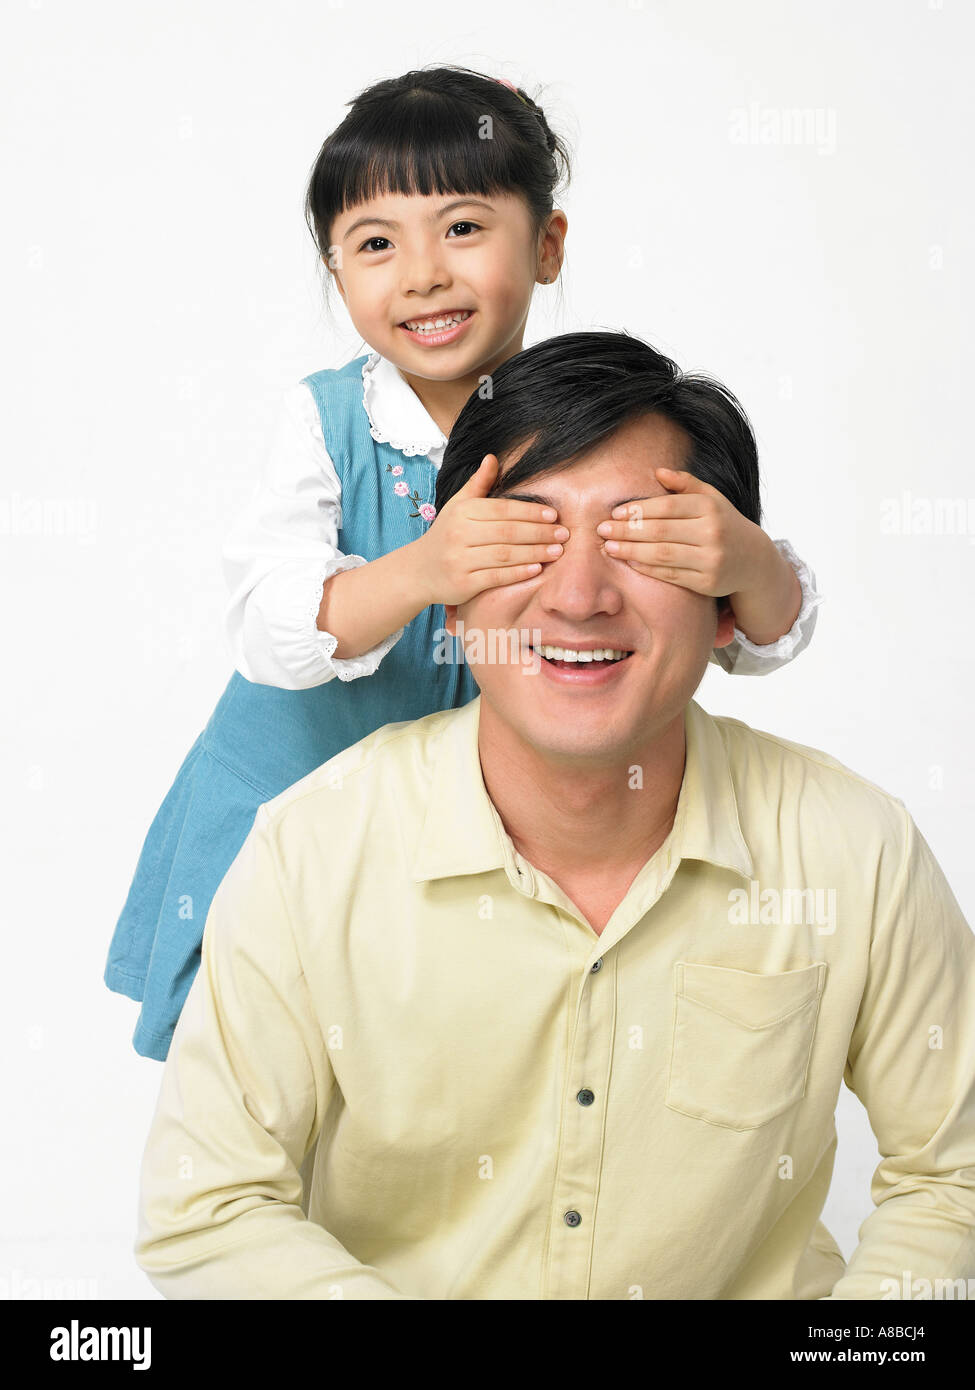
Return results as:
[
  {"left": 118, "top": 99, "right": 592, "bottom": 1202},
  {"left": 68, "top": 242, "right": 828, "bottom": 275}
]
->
[{"left": 476, "top": 706, "right": 687, "bottom": 933}]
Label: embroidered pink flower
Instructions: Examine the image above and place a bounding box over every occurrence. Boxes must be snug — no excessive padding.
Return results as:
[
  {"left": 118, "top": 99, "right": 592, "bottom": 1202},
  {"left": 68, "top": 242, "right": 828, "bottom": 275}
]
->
[{"left": 385, "top": 462, "right": 432, "bottom": 518}]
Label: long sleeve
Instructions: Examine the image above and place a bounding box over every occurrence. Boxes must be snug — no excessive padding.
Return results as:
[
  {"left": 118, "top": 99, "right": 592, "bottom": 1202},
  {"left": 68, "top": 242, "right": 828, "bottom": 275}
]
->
[
  {"left": 709, "top": 538, "right": 823, "bottom": 675},
  {"left": 134, "top": 805, "right": 413, "bottom": 1299},
  {"left": 222, "top": 382, "right": 404, "bottom": 690},
  {"left": 822, "top": 807, "right": 975, "bottom": 1299}
]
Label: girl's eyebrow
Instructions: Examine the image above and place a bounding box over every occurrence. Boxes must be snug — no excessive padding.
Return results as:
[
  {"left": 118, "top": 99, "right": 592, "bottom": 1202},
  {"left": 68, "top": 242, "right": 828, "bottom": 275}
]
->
[{"left": 342, "top": 199, "right": 496, "bottom": 241}]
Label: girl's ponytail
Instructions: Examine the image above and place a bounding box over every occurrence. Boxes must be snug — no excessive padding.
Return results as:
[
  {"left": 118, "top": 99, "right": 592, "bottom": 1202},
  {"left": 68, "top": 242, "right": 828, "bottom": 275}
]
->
[{"left": 497, "top": 77, "right": 562, "bottom": 159}]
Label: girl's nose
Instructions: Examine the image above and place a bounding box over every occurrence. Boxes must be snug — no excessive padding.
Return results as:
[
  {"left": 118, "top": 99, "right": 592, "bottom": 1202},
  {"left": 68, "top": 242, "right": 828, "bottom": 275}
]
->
[{"left": 401, "top": 254, "right": 448, "bottom": 298}]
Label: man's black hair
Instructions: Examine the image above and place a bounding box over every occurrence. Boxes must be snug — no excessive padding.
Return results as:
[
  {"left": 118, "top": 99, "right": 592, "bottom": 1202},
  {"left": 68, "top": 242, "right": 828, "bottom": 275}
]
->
[{"left": 434, "top": 330, "right": 762, "bottom": 529}]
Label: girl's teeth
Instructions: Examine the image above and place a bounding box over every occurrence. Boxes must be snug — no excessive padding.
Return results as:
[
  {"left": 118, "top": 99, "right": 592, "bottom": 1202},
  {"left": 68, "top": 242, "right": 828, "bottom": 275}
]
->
[{"left": 405, "top": 310, "right": 471, "bottom": 333}]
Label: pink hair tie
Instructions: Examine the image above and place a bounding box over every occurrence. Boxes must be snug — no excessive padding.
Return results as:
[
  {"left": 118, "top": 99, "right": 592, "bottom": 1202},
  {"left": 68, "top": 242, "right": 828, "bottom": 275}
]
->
[{"left": 496, "top": 77, "right": 529, "bottom": 105}]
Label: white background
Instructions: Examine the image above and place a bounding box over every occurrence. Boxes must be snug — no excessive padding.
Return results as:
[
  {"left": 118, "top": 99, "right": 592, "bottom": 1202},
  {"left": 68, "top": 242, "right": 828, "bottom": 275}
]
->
[{"left": 2, "top": 0, "right": 972, "bottom": 1299}]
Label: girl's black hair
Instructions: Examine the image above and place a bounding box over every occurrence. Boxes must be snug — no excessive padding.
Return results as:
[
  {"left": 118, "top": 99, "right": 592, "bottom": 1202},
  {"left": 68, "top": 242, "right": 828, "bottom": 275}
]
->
[
  {"left": 304, "top": 65, "right": 570, "bottom": 284},
  {"left": 434, "top": 331, "right": 763, "bottom": 529}
]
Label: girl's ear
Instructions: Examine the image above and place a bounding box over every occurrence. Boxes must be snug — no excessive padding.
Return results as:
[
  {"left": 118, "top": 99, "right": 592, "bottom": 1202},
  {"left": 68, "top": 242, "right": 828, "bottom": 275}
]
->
[{"left": 322, "top": 254, "right": 347, "bottom": 303}]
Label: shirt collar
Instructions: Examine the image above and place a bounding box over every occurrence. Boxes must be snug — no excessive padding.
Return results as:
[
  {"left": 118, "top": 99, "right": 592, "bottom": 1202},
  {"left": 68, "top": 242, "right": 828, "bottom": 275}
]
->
[
  {"left": 361, "top": 352, "right": 448, "bottom": 459},
  {"left": 410, "top": 696, "right": 754, "bottom": 886}
]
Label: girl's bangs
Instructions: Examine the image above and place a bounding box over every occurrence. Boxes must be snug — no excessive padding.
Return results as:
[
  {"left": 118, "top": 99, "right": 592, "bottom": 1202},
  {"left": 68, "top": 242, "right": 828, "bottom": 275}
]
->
[{"left": 333, "top": 105, "right": 522, "bottom": 217}]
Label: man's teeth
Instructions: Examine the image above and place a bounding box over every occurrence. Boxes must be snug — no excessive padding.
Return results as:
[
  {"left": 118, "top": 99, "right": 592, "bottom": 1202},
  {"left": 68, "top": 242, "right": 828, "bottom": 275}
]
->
[
  {"left": 404, "top": 310, "right": 472, "bottom": 333},
  {"left": 535, "top": 646, "right": 629, "bottom": 662}
]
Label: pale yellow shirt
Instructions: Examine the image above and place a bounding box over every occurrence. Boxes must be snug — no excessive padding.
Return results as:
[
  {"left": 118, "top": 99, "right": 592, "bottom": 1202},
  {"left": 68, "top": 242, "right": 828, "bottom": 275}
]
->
[{"left": 135, "top": 696, "right": 975, "bottom": 1299}]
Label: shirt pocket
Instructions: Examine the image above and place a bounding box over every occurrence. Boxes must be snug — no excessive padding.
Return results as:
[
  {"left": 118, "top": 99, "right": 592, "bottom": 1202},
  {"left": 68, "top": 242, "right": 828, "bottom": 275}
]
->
[{"left": 665, "top": 960, "right": 827, "bottom": 1130}]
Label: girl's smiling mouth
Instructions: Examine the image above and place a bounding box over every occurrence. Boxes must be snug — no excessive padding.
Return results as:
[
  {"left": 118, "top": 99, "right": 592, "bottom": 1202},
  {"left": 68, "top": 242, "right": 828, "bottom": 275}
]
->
[{"left": 398, "top": 309, "right": 475, "bottom": 346}]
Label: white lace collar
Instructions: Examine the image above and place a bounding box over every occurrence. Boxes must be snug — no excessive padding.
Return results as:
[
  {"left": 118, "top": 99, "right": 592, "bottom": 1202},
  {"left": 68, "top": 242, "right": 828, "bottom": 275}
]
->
[{"left": 360, "top": 352, "right": 449, "bottom": 459}]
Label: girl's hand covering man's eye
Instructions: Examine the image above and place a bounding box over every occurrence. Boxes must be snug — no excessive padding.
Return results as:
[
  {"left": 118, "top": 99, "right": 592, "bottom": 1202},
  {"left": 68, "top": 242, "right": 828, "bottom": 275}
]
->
[
  {"left": 417, "top": 454, "right": 570, "bottom": 606},
  {"left": 594, "top": 466, "right": 802, "bottom": 645},
  {"left": 595, "top": 466, "right": 766, "bottom": 597}
]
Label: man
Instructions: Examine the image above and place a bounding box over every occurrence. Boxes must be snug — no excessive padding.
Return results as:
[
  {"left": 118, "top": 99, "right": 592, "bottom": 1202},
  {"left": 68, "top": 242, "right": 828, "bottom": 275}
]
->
[{"left": 135, "top": 332, "right": 975, "bottom": 1299}]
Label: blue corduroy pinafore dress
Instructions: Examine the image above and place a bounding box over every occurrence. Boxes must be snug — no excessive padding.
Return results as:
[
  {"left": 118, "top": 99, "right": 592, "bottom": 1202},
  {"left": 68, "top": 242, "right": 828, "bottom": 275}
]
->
[{"left": 104, "top": 355, "right": 477, "bottom": 1060}]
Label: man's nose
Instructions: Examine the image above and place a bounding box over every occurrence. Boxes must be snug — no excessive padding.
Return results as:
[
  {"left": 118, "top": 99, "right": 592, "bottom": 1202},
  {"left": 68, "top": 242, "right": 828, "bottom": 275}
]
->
[{"left": 537, "top": 525, "right": 623, "bottom": 620}]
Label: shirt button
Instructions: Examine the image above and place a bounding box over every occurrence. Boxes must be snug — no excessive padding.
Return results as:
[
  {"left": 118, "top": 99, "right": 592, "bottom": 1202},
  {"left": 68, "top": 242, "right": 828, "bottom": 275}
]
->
[
  {"left": 576, "top": 1089, "right": 595, "bottom": 1106},
  {"left": 564, "top": 1210, "right": 582, "bottom": 1227},
  {"left": 590, "top": 959, "right": 602, "bottom": 973}
]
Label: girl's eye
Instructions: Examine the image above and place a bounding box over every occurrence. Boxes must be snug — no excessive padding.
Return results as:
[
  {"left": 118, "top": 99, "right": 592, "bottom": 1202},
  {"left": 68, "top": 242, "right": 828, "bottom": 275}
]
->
[{"left": 358, "top": 222, "right": 480, "bottom": 253}]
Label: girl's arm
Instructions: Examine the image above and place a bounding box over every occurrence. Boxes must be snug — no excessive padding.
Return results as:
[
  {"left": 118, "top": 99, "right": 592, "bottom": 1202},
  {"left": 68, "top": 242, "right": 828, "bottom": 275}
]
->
[
  {"left": 725, "top": 532, "right": 802, "bottom": 644},
  {"left": 224, "top": 403, "right": 563, "bottom": 686},
  {"left": 222, "top": 383, "right": 408, "bottom": 690},
  {"left": 315, "top": 542, "right": 431, "bottom": 659},
  {"left": 709, "top": 540, "right": 823, "bottom": 675}
]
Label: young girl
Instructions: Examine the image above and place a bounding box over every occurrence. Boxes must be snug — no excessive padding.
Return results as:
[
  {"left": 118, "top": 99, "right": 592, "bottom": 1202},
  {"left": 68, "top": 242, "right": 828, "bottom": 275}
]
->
[{"left": 104, "top": 64, "right": 822, "bottom": 1062}]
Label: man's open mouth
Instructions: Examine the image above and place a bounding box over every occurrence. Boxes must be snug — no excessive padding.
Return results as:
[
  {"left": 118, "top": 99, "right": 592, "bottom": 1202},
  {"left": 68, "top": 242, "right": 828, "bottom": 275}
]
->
[{"left": 532, "top": 644, "right": 633, "bottom": 670}]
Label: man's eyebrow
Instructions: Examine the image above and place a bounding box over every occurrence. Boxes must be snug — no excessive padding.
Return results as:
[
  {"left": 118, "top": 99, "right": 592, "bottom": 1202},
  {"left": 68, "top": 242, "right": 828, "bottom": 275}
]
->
[
  {"left": 342, "top": 199, "right": 497, "bottom": 242},
  {"left": 499, "top": 491, "right": 653, "bottom": 511}
]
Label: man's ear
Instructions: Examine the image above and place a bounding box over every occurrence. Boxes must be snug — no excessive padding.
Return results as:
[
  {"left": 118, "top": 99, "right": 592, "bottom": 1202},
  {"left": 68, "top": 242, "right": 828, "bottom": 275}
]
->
[{"left": 714, "top": 598, "right": 736, "bottom": 649}]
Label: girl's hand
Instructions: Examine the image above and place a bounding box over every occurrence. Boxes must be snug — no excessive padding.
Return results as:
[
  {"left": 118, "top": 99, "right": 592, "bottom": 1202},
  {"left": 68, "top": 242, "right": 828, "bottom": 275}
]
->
[
  {"left": 416, "top": 454, "right": 569, "bottom": 606},
  {"left": 595, "top": 466, "right": 801, "bottom": 644}
]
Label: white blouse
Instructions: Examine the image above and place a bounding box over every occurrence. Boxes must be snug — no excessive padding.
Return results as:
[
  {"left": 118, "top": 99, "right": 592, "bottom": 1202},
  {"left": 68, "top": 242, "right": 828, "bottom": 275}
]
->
[{"left": 222, "top": 353, "right": 824, "bottom": 690}]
